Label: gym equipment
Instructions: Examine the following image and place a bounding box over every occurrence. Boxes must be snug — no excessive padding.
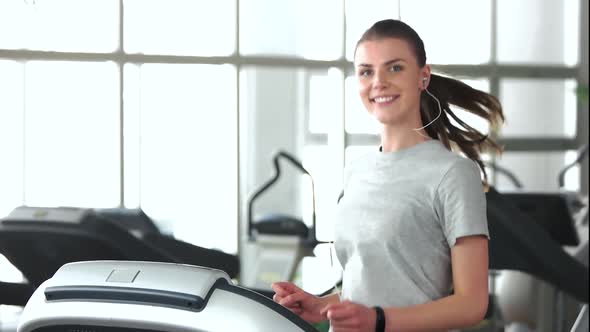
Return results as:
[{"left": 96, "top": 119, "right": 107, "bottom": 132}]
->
[
  {"left": 95, "top": 207, "right": 161, "bottom": 236},
  {"left": 17, "top": 260, "right": 317, "bottom": 332},
  {"left": 570, "top": 305, "right": 588, "bottom": 332},
  {"left": 0, "top": 206, "right": 239, "bottom": 306},
  {"left": 486, "top": 162, "right": 524, "bottom": 189},
  {"left": 486, "top": 187, "right": 588, "bottom": 303},
  {"left": 486, "top": 145, "right": 589, "bottom": 332},
  {"left": 94, "top": 207, "right": 240, "bottom": 280},
  {"left": 0, "top": 282, "right": 34, "bottom": 307},
  {"left": 497, "top": 191, "right": 581, "bottom": 246},
  {"left": 558, "top": 145, "right": 589, "bottom": 189},
  {"left": 242, "top": 151, "right": 319, "bottom": 290}
]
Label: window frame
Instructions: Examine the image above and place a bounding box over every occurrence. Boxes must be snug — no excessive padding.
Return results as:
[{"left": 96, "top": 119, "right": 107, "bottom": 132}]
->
[{"left": 0, "top": 0, "right": 587, "bottom": 249}]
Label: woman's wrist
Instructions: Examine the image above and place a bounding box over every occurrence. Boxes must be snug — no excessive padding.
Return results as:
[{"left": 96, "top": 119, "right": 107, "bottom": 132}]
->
[
  {"left": 373, "top": 306, "right": 386, "bottom": 332},
  {"left": 314, "top": 293, "right": 340, "bottom": 316},
  {"left": 320, "top": 292, "right": 340, "bottom": 305}
]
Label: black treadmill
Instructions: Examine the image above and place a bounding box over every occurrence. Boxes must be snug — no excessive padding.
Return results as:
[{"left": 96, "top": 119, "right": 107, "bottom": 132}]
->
[
  {"left": 486, "top": 187, "right": 588, "bottom": 303},
  {"left": 94, "top": 207, "right": 240, "bottom": 279},
  {"left": 0, "top": 206, "right": 239, "bottom": 306}
]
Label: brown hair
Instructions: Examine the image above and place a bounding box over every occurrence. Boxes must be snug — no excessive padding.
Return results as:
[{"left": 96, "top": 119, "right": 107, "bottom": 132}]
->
[{"left": 356, "top": 19, "right": 504, "bottom": 186}]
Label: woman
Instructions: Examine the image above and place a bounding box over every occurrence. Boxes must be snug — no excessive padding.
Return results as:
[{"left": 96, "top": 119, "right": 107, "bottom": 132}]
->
[{"left": 273, "top": 19, "right": 504, "bottom": 332}]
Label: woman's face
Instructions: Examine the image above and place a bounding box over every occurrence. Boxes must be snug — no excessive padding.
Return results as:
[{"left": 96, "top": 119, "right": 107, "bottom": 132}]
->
[{"left": 354, "top": 37, "right": 428, "bottom": 127}]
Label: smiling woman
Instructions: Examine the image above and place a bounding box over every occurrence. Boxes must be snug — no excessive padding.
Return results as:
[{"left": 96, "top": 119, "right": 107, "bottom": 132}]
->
[
  {"left": 352, "top": 20, "right": 504, "bottom": 185},
  {"left": 272, "top": 19, "right": 505, "bottom": 332},
  {"left": 0, "top": 4, "right": 584, "bottom": 329},
  {"left": 354, "top": 38, "right": 425, "bottom": 133}
]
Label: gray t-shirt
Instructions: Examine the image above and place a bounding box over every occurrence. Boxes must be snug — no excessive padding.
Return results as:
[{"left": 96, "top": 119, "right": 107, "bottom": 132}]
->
[{"left": 333, "top": 140, "right": 488, "bottom": 310}]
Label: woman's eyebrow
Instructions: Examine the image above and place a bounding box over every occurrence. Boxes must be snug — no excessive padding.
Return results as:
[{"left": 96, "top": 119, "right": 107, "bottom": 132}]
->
[
  {"left": 382, "top": 58, "right": 405, "bottom": 66},
  {"left": 357, "top": 58, "right": 406, "bottom": 68}
]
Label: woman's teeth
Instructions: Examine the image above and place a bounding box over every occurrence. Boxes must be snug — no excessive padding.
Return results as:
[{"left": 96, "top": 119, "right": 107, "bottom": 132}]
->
[{"left": 373, "top": 96, "right": 396, "bottom": 103}]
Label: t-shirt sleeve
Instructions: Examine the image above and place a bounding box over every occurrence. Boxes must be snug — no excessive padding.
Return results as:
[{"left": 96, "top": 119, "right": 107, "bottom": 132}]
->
[{"left": 435, "top": 158, "right": 489, "bottom": 247}]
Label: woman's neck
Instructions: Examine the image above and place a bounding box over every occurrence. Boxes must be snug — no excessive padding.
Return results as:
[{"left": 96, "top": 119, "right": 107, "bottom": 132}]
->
[{"left": 379, "top": 125, "right": 431, "bottom": 152}]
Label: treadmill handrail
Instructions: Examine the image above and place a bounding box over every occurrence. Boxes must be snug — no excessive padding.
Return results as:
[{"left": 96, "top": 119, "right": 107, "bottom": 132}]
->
[
  {"left": 45, "top": 284, "right": 208, "bottom": 311},
  {"left": 247, "top": 150, "right": 317, "bottom": 243},
  {"left": 558, "top": 144, "right": 589, "bottom": 188},
  {"left": 485, "top": 162, "right": 524, "bottom": 189}
]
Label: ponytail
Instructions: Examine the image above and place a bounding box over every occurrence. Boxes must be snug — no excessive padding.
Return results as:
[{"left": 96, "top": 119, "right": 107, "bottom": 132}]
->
[{"left": 421, "top": 73, "right": 504, "bottom": 186}]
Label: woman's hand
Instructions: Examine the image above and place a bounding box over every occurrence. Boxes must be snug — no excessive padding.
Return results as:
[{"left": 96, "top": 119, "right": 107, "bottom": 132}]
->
[
  {"left": 271, "top": 282, "right": 328, "bottom": 323},
  {"left": 321, "top": 301, "right": 377, "bottom": 332}
]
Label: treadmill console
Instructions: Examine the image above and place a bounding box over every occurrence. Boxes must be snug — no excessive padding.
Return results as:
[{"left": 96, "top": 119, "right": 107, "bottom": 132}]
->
[{"left": 3, "top": 206, "right": 89, "bottom": 224}]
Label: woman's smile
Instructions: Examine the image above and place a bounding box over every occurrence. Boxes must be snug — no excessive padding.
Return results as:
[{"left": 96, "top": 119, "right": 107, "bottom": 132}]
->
[{"left": 370, "top": 94, "right": 400, "bottom": 105}]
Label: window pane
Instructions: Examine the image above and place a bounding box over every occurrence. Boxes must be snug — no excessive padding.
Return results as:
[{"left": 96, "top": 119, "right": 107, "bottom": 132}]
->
[
  {"left": 239, "top": 66, "right": 306, "bottom": 225},
  {"left": 24, "top": 61, "right": 120, "bottom": 207},
  {"left": 124, "top": 0, "right": 235, "bottom": 56},
  {"left": 0, "top": 254, "right": 26, "bottom": 283},
  {"left": 309, "top": 69, "right": 344, "bottom": 134},
  {"left": 493, "top": 151, "right": 580, "bottom": 192},
  {"left": 240, "top": 0, "right": 343, "bottom": 60},
  {"left": 499, "top": 79, "right": 577, "bottom": 138},
  {"left": 130, "top": 64, "right": 237, "bottom": 253},
  {"left": 303, "top": 146, "right": 343, "bottom": 242},
  {"left": 239, "top": 66, "right": 345, "bottom": 242},
  {"left": 345, "top": 0, "right": 399, "bottom": 60},
  {"left": 497, "top": 0, "right": 579, "bottom": 65},
  {"left": 0, "top": 0, "right": 118, "bottom": 52},
  {"left": 0, "top": 61, "right": 24, "bottom": 218},
  {"left": 123, "top": 64, "right": 141, "bottom": 209},
  {"left": 402, "top": 0, "right": 491, "bottom": 64}
]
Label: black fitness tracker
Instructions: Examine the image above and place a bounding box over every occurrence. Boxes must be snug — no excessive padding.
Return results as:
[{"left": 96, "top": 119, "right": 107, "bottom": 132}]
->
[{"left": 374, "top": 306, "right": 386, "bottom": 332}]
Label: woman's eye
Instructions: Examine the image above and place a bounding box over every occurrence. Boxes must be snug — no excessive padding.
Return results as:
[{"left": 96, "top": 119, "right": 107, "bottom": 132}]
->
[
  {"left": 359, "top": 70, "right": 372, "bottom": 77},
  {"left": 389, "top": 65, "right": 402, "bottom": 72}
]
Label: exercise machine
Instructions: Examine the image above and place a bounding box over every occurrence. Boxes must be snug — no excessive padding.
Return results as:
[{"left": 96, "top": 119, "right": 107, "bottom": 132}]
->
[
  {"left": 0, "top": 205, "right": 239, "bottom": 307},
  {"left": 94, "top": 207, "right": 240, "bottom": 279},
  {"left": 241, "top": 151, "right": 319, "bottom": 291},
  {"left": 17, "top": 260, "right": 317, "bottom": 332},
  {"left": 485, "top": 145, "right": 589, "bottom": 332}
]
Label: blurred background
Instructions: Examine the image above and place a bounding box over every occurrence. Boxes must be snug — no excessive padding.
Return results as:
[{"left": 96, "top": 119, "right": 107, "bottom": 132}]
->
[{"left": 0, "top": 1, "right": 588, "bottom": 332}]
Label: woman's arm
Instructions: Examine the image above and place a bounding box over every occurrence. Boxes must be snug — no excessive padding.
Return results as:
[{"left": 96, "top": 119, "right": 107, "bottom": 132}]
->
[
  {"left": 322, "top": 235, "right": 488, "bottom": 332},
  {"left": 383, "top": 235, "right": 489, "bottom": 332}
]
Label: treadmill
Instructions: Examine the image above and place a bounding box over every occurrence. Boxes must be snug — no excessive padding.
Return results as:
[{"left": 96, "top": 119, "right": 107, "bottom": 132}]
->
[
  {"left": 486, "top": 187, "right": 588, "bottom": 303},
  {"left": 485, "top": 145, "right": 589, "bottom": 305},
  {"left": 0, "top": 206, "right": 239, "bottom": 306},
  {"left": 17, "top": 260, "right": 317, "bottom": 332},
  {"left": 94, "top": 207, "right": 240, "bottom": 280}
]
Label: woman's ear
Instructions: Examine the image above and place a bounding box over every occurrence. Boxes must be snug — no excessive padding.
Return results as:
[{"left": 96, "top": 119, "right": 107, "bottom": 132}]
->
[{"left": 421, "top": 65, "right": 431, "bottom": 90}]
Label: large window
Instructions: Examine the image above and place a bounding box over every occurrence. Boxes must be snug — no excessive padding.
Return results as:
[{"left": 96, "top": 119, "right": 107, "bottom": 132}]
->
[
  {"left": 124, "top": 0, "right": 235, "bottom": 56},
  {"left": 0, "top": 0, "right": 118, "bottom": 52},
  {"left": 123, "top": 63, "right": 237, "bottom": 249},
  {"left": 0, "top": 0, "right": 586, "bottom": 257},
  {"left": 0, "top": 61, "right": 24, "bottom": 218},
  {"left": 0, "top": 0, "right": 239, "bottom": 254},
  {"left": 240, "top": 0, "right": 343, "bottom": 59}
]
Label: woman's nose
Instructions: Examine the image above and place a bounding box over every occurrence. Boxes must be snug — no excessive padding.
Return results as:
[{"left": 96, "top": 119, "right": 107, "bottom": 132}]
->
[{"left": 372, "top": 70, "right": 388, "bottom": 88}]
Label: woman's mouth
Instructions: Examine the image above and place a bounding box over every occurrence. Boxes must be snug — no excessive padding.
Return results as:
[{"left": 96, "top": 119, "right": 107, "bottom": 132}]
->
[{"left": 370, "top": 95, "right": 399, "bottom": 104}]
